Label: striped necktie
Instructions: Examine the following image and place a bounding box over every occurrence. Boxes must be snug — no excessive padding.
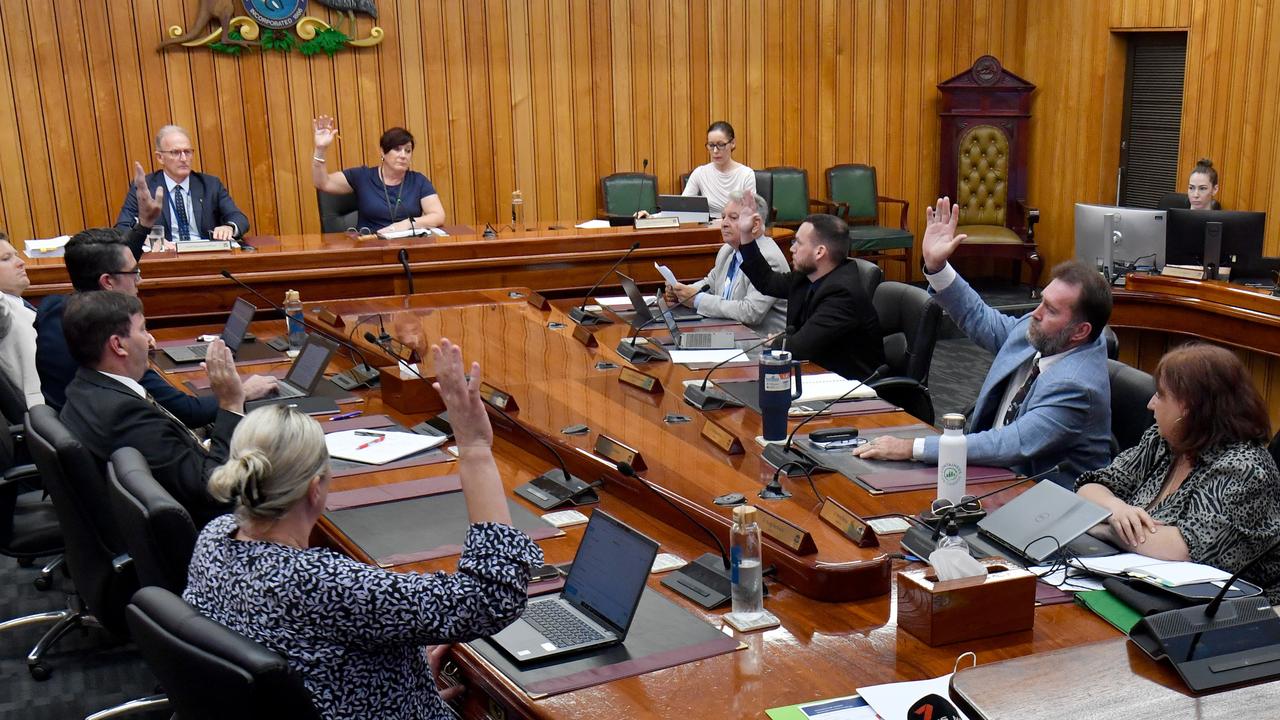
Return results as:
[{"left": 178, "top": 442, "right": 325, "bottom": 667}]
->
[{"left": 1001, "top": 359, "right": 1041, "bottom": 427}]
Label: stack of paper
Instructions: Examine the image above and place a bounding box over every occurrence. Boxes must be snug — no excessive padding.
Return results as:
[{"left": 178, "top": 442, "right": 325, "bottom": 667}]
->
[
  {"left": 794, "top": 372, "right": 878, "bottom": 402},
  {"left": 325, "top": 429, "right": 446, "bottom": 465},
  {"left": 593, "top": 294, "right": 647, "bottom": 310}
]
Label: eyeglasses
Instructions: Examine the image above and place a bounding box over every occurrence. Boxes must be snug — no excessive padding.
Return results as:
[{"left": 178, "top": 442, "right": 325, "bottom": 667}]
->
[
  {"left": 108, "top": 267, "right": 143, "bottom": 279},
  {"left": 345, "top": 226, "right": 374, "bottom": 238},
  {"left": 705, "top": 142, "right": 732, "bottom": 151},
  {"left": 157, "top": 149, "right": 195, "bottom": 158},
  {"left": 930, "top": 495, "right": 982, "bottom": 516}
]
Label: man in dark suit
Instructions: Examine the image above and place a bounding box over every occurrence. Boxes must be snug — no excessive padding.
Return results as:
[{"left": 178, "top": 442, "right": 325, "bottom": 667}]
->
[
  {"left": 114, "top": 125, "right": 249, "bottom": 242},
  {"left": 731, "top": 191, "right": 884, "bottom": 379},
  {"left": 59, "top": 291, "right": 243, "bottom": 528}
]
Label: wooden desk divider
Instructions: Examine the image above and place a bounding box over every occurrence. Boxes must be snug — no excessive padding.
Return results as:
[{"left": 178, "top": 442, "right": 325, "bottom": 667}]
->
[
  {"left": 378, "top": 367, "right": 443, "bottom": 414},
  {"left": 896, "top": 558, "right": 1036, "bottom": 646},
  {"left": 524, "top": 290, "right": 551, "bottom": 310},
  {"left": 571, "top": 323, "right": 599, "bottom": 348},
  {"left": 618, "top": 367, "right": 663, "bottom": 394},
  {"left": 818, "top": 497, "right": 879, "bottom": 547},
  {"left": 754, "top": 506, "right": 817, "bottom": 555},
  {"left": 594, "top": 433, "right": 646, "bottom": 471},
  {"left": 480, "top": 383, "right": 519, "bottom": 411},
  {"left": 700, "top": 418, "right": 743, "bottom": 454}
]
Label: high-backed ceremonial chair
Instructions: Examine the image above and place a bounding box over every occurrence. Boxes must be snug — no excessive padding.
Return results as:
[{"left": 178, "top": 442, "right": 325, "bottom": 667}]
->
[
  {"left": 825, "top": 164, "right": 912, "bottom": 271},
  {"left": 599, "top": 173, "right": 658, "bottom": 218},
  {"left": 317, "top": 190, "right": 359, "bottom": 233},
  {"left": 868, "top": 282, "right": 942, "bottom": 422},
  {"left": 1107, "top": 359, "right": 1156, "bottom": 456},
  {"left": 759, "top": 167, "right": 831, "bottom": 229},
  {"left": 127, "top": 587, "right": 323, "bottom": 720},
  {"left": 108, "top": 448, "right": 197, "bottom": 593},
  {"left": 938, "top": 56, "right": 1041, "bottom": 294}
]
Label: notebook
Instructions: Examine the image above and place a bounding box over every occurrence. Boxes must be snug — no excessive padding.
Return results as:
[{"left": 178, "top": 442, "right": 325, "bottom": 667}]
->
[
  {"left": 162, "top": 298, "right": 256, "bottom": 363},
  {"left": 1067, "top": 553, "right": 1232, "bottom": 587}
]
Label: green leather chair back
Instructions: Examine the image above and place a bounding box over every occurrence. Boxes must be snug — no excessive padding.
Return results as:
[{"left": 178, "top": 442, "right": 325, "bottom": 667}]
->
[
  {"left": 764, "top": 167, "right": 810, "bottom": 224},
  {"left": 956, "top": 124, "right": 1009, "bottom": 227},
  {"left": 601, "top": 173, "right": 658, "bottom": 216},
  {"left": 827, "top": 164, "right": 878, "bottom": 222}
]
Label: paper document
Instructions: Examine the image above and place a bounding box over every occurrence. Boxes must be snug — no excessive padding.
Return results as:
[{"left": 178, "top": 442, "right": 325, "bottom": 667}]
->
[
  {"left": 859, "top": 673, "right": 969, "bottom": 720},
  {"left": 23, "top": 236, "right": 71, "bottom": 258},
  {"left": 1067, "top": 553, "right": 1231, "bottom": 586},
  {"left": 575, "top": 219, "right": 612, "bottom": 229},
  {"left": 767, "top": 694, "right": 875, "bottom": 720},
  {"left": 670, "top": 349, "right": 747, "bottom": 365},
  {"left": 794, "top": 372, "right": 879, "bottom": 402},
  {"left": 325, "top": 429, "right": 446, "bottom": 465},
  {"left": 378, "top": 226, "right": 448, "bottom": 239},
  {"left": 593, "top": 294, "right": 649, "bottom": 310},
  {"left": 654, "top": 262, "right": 680, "bottom": 287}
]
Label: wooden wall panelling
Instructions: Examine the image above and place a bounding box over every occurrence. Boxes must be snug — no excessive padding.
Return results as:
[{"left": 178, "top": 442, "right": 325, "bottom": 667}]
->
[{"left": 0, "top": 5, "right": 29, "bottom": 235}]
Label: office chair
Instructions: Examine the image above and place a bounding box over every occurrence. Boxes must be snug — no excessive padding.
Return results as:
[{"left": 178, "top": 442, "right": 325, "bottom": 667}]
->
[
  {"left": 852, "top": 258, "right": 884, "bottom": 300},
  {"left": 599, "top": 173, "right": 658, "bottom": 217},
  {"left": 868, "top": 282, "right": 942, "bottom": 423},
  {"left": 127, "top": 586, "right": 323, "bottom": 720},
  {"left": 1107, "top": 359, "right": 1156, "bottom": 456},
  {"left": 107, "top": 448, "right": 197, "bottom": 593},
  {"left": 317, "top": 190, "right": 359, "bottom": 234},
  {"left": 0, "top": 419, "right": 66, "bottom": 642}
]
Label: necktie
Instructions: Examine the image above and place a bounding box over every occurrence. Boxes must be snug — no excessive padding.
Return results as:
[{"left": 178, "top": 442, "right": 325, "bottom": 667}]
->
[
  {"left": 723, "top": 254, "right": 740, "bottom": 299},
  {"left": 1001, "top": 359, "right": 1041, "bottom": 427},
  {"left": 21, "top": 298, "right": 35, "bottom": 312},
  {"left": 173, "top": 185, "right": 192, "bottom": 240},
  {"left": 146, "top": 392, "right": 208, "bottom": 450}
]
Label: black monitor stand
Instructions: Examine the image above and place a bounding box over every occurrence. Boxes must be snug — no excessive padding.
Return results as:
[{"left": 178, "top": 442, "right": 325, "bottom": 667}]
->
[{"left": 1202, "top": 221, "right": 1223, "bottom": 280}]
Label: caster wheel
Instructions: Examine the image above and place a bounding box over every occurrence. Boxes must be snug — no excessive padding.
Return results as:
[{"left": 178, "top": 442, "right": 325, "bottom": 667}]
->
[
  {"left": 33, "top": 575, "right": 52, "bottom": 591},
  {"left": 29, "top": 662, "right": 51, "bottom": 681}
]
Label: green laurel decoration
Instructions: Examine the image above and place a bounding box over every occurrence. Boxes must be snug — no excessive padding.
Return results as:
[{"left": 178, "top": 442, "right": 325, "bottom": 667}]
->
[
  {"left": 299, "top": 27, "right": 350, "bottom": 57},
  {"left": 208, "top": 29, "right": 247, "bottom": 56},
  {"left": 260, "top": 29, "right": 297, "bottom": 53}
]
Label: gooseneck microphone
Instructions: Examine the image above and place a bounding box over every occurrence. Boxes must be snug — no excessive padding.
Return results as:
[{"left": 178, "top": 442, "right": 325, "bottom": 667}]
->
[
  {"left": 616, "top": 313, "right": 668, "bottom": 364},
  {"left": 1204, "top": 533, "right": 1280, "bottom": 617},
  {"left": 398, "top": 248, "right": 414, "bottom": 295},
  {"left": 761, "top": 366, "right": 884, "bottom": 476},
  {"left": 683, "top": 328, "right": 788, "bottom": 411},
  {"left": 569, "top": 241, "right": 641, "bottom": 326},
  {"left": 219, "top": 270, "right": 380, "bottom": 390}
]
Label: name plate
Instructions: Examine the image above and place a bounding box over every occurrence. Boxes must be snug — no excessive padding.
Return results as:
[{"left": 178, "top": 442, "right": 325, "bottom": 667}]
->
[
  {"left": 700, "top": 418, "right": 743, "bottom": 454},
  {"left": 635, "top": 216, "right": 679, "bottom": 229},
  {"left": 818, "top": 497, "right": 879, "bottom": 548},
  {"left": 479, "top": 383, "right": 519, "bottom": 412},
  {"left": 525, "top": 290, "right": 551, "bottom": 311},
  {"left": 315, "top": 307, "right": 345, "bottom": 328},
  {"left": 571, "top": 323, "right": 599, "bottom": 348},
  {"left": 594, "top": 433, "right": 646, "bottom": 471},
  {"left": 618, "top": 367, "right": 663, "bottom": 394},
  {"left": 755, "top": 505, "right": 817, "bottom": 555}
]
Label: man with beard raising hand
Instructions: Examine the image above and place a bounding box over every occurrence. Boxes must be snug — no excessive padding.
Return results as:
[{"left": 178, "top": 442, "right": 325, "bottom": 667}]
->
[{"left": 853, "top": 197, "right": 1113, "bottom": 487}]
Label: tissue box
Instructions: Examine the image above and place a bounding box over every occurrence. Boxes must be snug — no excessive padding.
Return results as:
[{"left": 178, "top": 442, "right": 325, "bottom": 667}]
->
[
  {"left": 378, "top": 367, "right": 443, "bottom": 414},
  {"left": 896, "top": 558, "right": 1035, "bottom": 646}
]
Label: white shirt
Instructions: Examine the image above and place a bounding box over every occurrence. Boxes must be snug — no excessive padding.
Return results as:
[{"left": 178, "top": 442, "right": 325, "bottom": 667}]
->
[
  {"left": 682, "top": 162, "right": 757, "bottom": 215},
  {"left": 0, "top": 293, "right": 42, "bottom": 407},
  {"left": 162, "top": 174, "right": 202, "bottom": 240},
  {"left": 98, "top": 370, "right": 147, "bottom": 399}
]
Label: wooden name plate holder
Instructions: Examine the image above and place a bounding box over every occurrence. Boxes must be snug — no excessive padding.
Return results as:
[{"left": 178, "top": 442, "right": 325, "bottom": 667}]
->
[
  {"left": 378, "top": 367, "right": 443, "bottom": 415},
  {"left": 755, "top": 505, "right": 817, "bottom": 555},
  {"left": 896, "top": 558, "right": 1035, "bottom": 646},
  {"left": 700, "top": 418, "right": 744, "bottom": 454},
  {"left": 818, "top": 497, "right": 878, "bottom": 547},
  {"left": 618, "top": 367, "right": 663, "bottom": 394},
  {"left": 572, "top": 323, "right": 599, "bottom": 348},
  {"left": 594, "top": 433, "right": 646, "bottom": 471},
  {"left": 480, "top": 383, "right": 519, "bottom": 411}
]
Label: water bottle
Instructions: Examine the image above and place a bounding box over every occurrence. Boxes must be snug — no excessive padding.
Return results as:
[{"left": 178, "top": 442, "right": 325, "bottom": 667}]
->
[
  {"left": 759, "top": 350, "right": 803, "bottom": 442},
  {"left": 936, "top": 412, "right": 967, "bottom": 504},
  {"left": 730, "top": 505, "right": 764, "bottom": 618},
  {"left": 146, "top": 224, "right": 165, "bottom": 253},
  {"left": 511, "top": 190, "right": 525, "bottom": 232},
  {"left": 936, "top": 519, "right": 970, "bottom": 554},
  {"left": 283, "top": 289, "right": 306, "bottom": 350}
]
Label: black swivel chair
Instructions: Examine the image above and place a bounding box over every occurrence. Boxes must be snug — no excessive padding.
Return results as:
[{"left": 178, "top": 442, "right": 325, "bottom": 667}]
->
[
  {"left": 317, "top": 190, "right": 359, "bottom": 233},
  {"left": 1102, "top": 326, "right": 1120, "bottom": 361},
  {"left": 0, "top": 419, "right": 66, "bottom": 641},
  {"left": 868, "top": 282, "right": 942, "bottom": 422},
  {"left": 1107, "top": 359, "right": 1157, "bottom": 456},
  {"left": 127, "top": 586, "right": 322, "bottom": 720},
  {"left": 108, "top": 448, "right": 197, "bottom": 593},
  {"left": 851, "top": 258, "right": 883, "bottom": 300}
]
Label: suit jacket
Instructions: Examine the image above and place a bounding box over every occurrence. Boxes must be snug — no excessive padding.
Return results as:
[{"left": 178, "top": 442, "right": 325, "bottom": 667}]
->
[
  {"left": 34, "top": 294, "right": 217, "bottom": 426},
  {"left": 693, "top": 238, "right": 789, "bottom": 336},
  {"left": 60, "top": 368, "right": 237, "bottom": 529},
  {"left": 737, "top": 240, "right": 884, "bottom": 379},
  {"left": 114, "top": 170, "right": 250, "bottom": 240},
  {"left": 919, "top": 271, "right": 1112, "bottom": 487}
]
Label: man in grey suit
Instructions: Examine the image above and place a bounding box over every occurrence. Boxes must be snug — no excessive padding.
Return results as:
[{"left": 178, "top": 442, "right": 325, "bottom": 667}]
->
[
  {"left": 854, "top": 197, "right": 1113, "bottom": 487},
  {"left": 664, "top": 192, "right": 788, "bottom": 336}
]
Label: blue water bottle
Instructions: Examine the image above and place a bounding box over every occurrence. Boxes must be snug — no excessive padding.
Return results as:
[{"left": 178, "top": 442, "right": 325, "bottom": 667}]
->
[{"left": 759, "top": 350, "right": 803, "bottom": 441}]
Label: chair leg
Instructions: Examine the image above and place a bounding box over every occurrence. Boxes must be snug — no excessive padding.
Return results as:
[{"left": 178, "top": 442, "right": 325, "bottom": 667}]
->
[
  {"left": 23, "top": 593, "right": 94, "bottom": 681},
  {"left": 84, "top": 694, "right": 170, "bottom": 720},
  {"left": 0, "top": 607, "right": 75, "bottom": 634}
]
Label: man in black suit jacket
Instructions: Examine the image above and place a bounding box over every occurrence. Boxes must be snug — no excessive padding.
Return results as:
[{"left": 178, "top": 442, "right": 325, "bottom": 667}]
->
[
  {"left": 733, "top": 192, "right": 884, "bottom": 379},
  {"left": 113, "top": 125, "right": 249, "bottom": 242},
  {"left": 59, "top": 291, "right": 243, "bottom": 529}
]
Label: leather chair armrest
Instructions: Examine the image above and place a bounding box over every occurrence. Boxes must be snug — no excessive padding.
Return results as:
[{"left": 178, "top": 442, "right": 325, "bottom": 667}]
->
[
  {"left": 2, "top": 463, "right": 39, "bottom": 488},
  {"left": 868, "top": 376, "right": 925, "bottom": 391},
  {"left": 878, "top": 195, "right": 910, "bottom": 230},
  {"left": 810, "top": 198, "right": 839, "bottom": 214},
  {"left": 825, "top": 200, "right": 851, "bottom": 219},
  {"left": 112, "top": 553, "right": 134, "bottom": 574}
]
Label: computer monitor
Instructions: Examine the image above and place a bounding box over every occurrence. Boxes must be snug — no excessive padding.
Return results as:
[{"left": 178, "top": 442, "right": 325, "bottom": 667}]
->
[
  {"left": 1164, "top": 209, "right": 1266, "bottom": 267},
  {"left": 1073, "top": 203, "right": 1168, "bottom": 273}
]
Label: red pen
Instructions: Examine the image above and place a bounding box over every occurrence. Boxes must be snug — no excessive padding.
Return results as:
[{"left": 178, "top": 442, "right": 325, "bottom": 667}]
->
[{"left": 356, "top": 435, "right": 387, "bottom": 450}]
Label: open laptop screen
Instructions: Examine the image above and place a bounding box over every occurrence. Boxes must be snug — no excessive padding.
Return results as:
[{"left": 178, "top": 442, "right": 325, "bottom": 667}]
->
[
  {"left": 561, "top": 511, "right": 657, "bottom": 634},
  {"left": 221, "top": 298, "right": 256, "bottom": 353},
  {"left": 283, "top": 337, "right": 335, "bottom": 392}
]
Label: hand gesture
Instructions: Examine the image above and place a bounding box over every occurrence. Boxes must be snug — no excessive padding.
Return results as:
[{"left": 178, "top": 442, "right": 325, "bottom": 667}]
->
[
  {"left": 1106, "top": 503, "right": 1160, "bottom": 548},
  {"left": 734, "top": 190, "right": 761, "bottom": 246},
  {"left": 202, "top": 339, "right": 246, "bottom": 413},
  {"left": 313, "top": 115, "right": 338, "bottom": 150},
  {"left": 431, "top": 338, "right": 493, "bottom": 449},
  {"left": 670, "top": 282, "right": 698, "bottom": 306},
  {"left": 133, "top": 161, "right": 164, "bottom": 228},
  {"left": 921, "top": 197, "right": 968, "bottom": 273},
  {"left": 240, "top": 374, "right": 279, "bottom": 400}
]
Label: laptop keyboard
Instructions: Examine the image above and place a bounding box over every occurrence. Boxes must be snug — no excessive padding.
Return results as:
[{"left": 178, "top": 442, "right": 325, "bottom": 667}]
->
[
  {"left": 523, "top": 601, "right": 606, "bottom": 647},
  {"left": 275, "top": 383, "right": 305, "bottom": 399},
  {"left": 185, "top": 344, "right": 209, "bottom": 359}
]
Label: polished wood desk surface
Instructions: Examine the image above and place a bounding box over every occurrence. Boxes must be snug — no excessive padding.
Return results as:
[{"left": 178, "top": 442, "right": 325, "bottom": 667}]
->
[
  {"left": 1114, "top": 273, "right": 1280, "bottom": 356},
  {"left": 153, "top": 288, "right": 1123, "bottom": 719}
]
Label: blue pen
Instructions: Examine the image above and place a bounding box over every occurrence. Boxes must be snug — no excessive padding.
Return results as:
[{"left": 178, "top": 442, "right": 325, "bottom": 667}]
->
[{"left": 329, "top": 410, "right": 363, "bottom": 421}]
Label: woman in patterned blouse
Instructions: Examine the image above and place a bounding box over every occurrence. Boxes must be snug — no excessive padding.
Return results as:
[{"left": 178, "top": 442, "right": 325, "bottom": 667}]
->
[
  {"left": 1076, "top": 344, "right": 1280, "bottom": 600},
  {"left": 185, "top": 338, "right": 543, "bottom": 719}
]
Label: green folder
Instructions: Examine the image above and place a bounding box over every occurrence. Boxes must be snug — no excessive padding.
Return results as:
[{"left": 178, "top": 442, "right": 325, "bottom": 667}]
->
[{"left": 1075, "top": 589, "right": 1143, "bottom": 634}]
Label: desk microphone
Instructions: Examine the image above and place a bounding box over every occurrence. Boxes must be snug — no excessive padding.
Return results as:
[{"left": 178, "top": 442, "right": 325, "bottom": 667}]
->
[
  {"left": 1204, "top": 533, "right": 1280, "bottom": 617},
  {"left": 615, "top": 461, "right": 734, "bottom": 609},
  {"left": 617, "top": 313, "right": 668, "bottom": 364},
  {"left": 683, "top": 328, "right": 788, "bottom": 411},
  {"left": 398, "top": 248, "right": 414, "bottom": 295},
  {"left": 219, "top": 270, "right": 380, "bottom": 390},
  {"left": 761, "top": 366, "right": 884, "bottom": 476},
  {"left": 569, "top": 241, "right": 641, "bottom": 325}
]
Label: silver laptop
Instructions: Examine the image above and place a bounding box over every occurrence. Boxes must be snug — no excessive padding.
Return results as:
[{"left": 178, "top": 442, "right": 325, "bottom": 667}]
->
[
  {"left": 655, "top": 296, "right": 736, "bottom": 350},
  {"left": 616, "top": 271, "right": 699, "bottom": 324},
  {"left": 657, "top": 195, "right": 712, "bottom": 224},
  {"left": 163, "top": 298, "right": 256, "bottom": 363},
  {"left": 245, "top": 335, "right": 337, "bottom": 410},
  {"left": 976, "top": 481, "right": 1112, "bottom": 563},
  {"left": 490, "top": 511, "right": 658, "bottom": 664}
]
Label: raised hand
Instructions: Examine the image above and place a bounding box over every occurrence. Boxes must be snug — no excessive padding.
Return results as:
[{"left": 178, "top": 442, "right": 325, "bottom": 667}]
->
[
  {"left": 133, "top": 161, "right": 164, "bottom": 228},
  {"left": 921, "top": 197, "right": 968, "bottom": 273},
  {"left": 431, "top": 338, "right": 493, "bottom": 449},
  {"left": 202, "top": 339, "right": 246, "bottom": 413},
  {"left": 313, "top": 115, "right": 338, "bottom": 150}
]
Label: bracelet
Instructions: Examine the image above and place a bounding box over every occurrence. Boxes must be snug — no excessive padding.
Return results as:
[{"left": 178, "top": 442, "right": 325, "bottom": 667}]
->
[{"left": 312, "top": 155, "right": 326, "bottom": 163}]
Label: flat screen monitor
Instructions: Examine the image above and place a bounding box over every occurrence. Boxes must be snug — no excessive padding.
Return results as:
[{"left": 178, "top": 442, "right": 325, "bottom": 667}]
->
[
  {"left": 1073, "top": 203, "right": 1168, "bottom": 272},
  {"left": 1164, "top": 209, "right": 1266, "bottom": 267}
]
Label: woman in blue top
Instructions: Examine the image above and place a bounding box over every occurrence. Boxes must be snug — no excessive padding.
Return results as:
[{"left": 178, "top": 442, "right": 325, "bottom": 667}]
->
[{"left": 311, "top": 115, "right": 446, "bottom": 233}]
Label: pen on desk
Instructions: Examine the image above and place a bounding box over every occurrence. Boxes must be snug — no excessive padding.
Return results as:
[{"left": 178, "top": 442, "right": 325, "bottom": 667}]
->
[
  {"left": 330, "top": 410, "right": 363, "bottom": 421},
  {"left": 356, "top": 435, "right": 387, "bottom": 450}
]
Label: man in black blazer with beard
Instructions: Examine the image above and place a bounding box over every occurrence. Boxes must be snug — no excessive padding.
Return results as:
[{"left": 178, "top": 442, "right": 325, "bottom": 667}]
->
[
  {"left": 58, "top": 291, "right": 244, "bottom": 529},
  {"left": 732, "top": 191, "right": 884, "bottom": 380}
]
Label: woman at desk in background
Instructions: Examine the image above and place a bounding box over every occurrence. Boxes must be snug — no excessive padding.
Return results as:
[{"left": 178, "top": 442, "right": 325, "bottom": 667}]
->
[
  {"left": 311, "top": 115, "right": 447, "bottom": 234},
  {"left": 184, "top": 339, "right": 542, "bottom": 719},
  {"left": 1075, "top": 344, "right": 1280, "bottom": 600},
  {"left": 1187, "top": 158, "right": 1222, "bottom": 210},
  {"left": 682, "top": 120, "right": 757, "bottom": 215}
]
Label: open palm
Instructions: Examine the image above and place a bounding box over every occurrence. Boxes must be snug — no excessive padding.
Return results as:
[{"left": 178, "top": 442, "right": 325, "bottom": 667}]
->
[{"left": 921, "top": 197, "right": 968, "bottom": 272}]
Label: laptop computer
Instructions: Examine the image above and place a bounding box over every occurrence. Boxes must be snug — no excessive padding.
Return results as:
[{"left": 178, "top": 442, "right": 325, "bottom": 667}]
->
[
  {"left": 616, "top": 271, "right": 700, "bottom": 323},
  {"left": 162, "top": 297, "right": 256, "bottom": 364},
  {"left": 245, "top": 334, "right": 338, "bottom": 411},
  {"left": 490, "top": 510, "right": 658, "bottom": 664},
  {"left": 657, "top": 195, "right": 712, "bottom": 224},
  {"left": 975, "top": 480, "right": 1113, "bottom": 563},
  {"left": 655, "top": 295, "right": 736, "bottom": 350}
]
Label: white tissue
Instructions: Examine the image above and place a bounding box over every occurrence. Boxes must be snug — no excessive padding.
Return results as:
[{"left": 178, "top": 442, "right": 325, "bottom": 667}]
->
[{"left": 927, "top": 547, "right": 987, "bottom": 581}]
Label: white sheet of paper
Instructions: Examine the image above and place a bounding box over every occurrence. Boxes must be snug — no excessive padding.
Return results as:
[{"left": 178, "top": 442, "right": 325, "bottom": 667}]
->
[
  {"left": 593, "top": 294, "right": 649, "bottom": 310},
  {"left": 797, "top": 695, "right": 877, "bottom": 719},
  {"left": 325, "top": 429, "right": 446, "bottom": 465},
  {"left": 669, "top": 349, "right": 747, "bottom": 365},
  {"left": 654, "top": 262, "right": 680, "bottom": 287},
  {"left": 23, "top": 235, "right": 71, "bottom": 257},
  {"left": 858, "top": 673, "right": 969, "bottom": 720},
  {"left": 794, "top": 372, "right": 878, "bottom": 402},
  {"left": 575, "top": 219, "right": 612, "bottom": 229}
]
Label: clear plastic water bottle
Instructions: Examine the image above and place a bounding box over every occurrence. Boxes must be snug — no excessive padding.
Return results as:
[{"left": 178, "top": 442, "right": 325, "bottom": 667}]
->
[
  {"left": 936, "top": 412, "right": 967, "bottom": 504},
  {"left": 283, "top": 289, "right": 306, "bottom": 350},
  {"left": 146, "top": 224, "right": 165, "bottom": 253},
  {"left": 730, "top": 505, "right": 764, "bottom": 618},
  {"left": 511, "top": 190, "right": 525, "bottom": 232}
]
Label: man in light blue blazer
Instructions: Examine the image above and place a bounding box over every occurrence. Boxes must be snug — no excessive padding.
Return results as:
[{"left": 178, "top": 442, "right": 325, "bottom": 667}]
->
[{"left": 855, "top": 197, "right": 1112, "bottom": 487}]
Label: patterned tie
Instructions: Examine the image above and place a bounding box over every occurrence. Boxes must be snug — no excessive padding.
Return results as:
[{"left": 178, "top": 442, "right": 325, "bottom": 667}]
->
[
  {"left": 1001, "top": 359, "right": 1041, "bottom": 427},
  {"left": 173, "top": 185, "right": 192, "bottom": 240},
  {"left": 723, "top": 254, "right": 740, "bottom": 298},
  {"left": 146, "top": 392, "right": 208, "bottom": 450}
]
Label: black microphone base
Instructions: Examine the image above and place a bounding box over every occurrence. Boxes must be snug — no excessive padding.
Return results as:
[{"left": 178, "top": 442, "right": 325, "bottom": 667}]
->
[
  {"left": 682, "top": 383, "right": 743, "bottom": 411},
  {"left": 568, "top": 307, "right": 610, "bottom": 325},
  {"left": 758, "top": 480, "right": 791, "bottom": 500},
  {"left": 331, "top": 363, "right": 381, "bottom": 390},
  {"left": 660, "top": 553, "right": 733, "bottom": 609},
  {"left": 762, "top": 443, "right": 828, "bottom": 476},
  {"left": 616, "top": 339, "right": 663, "bottom": 364},
  {"left": 513, "top": 468, "right": 597, "bottom": 510}
]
